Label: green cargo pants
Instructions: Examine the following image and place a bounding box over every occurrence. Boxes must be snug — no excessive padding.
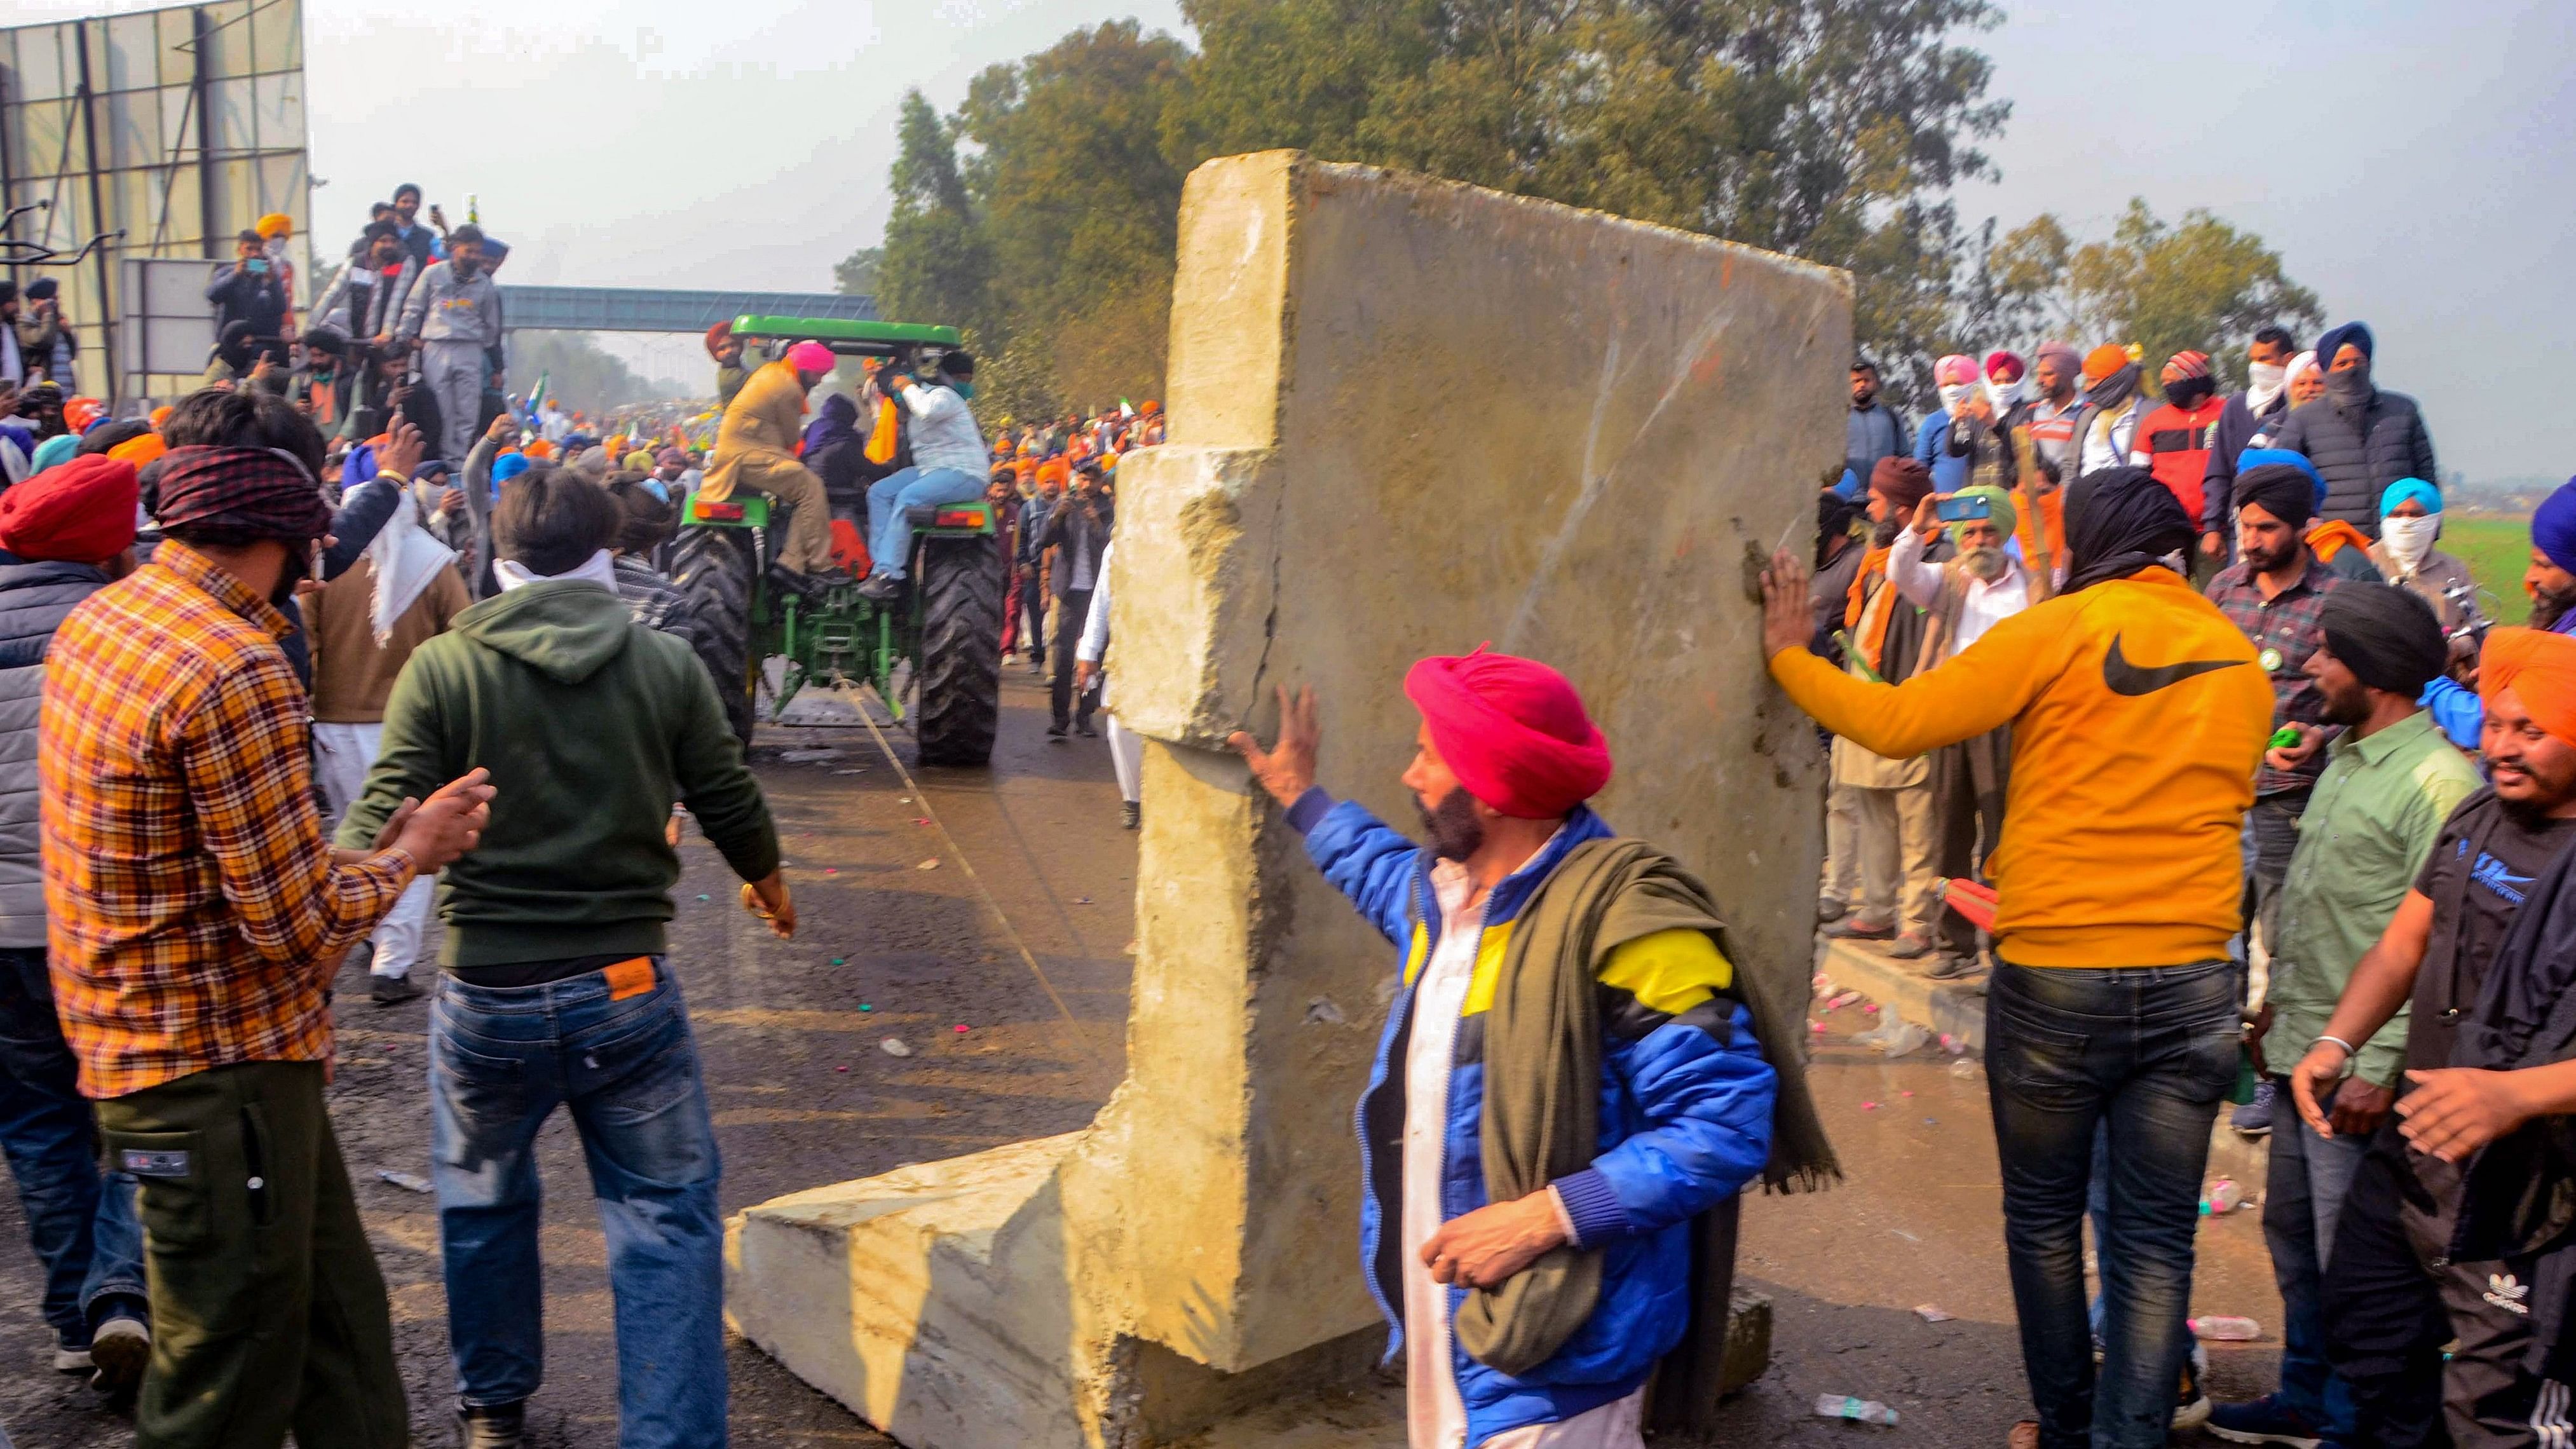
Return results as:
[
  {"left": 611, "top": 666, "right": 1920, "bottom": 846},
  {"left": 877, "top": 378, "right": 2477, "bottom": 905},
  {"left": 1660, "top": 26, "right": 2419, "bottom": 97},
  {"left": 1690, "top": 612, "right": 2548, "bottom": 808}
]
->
[{"left": 95, "top": 1060, "right": 406, "bottom": 1449}]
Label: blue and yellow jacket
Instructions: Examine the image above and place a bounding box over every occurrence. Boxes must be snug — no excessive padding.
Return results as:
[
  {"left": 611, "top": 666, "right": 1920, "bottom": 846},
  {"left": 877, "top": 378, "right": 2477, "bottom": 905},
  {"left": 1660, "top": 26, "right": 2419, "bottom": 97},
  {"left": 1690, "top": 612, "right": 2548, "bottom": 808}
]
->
[{"left": 1289, "top": 789, "right": 1778, "bottom": 1444}]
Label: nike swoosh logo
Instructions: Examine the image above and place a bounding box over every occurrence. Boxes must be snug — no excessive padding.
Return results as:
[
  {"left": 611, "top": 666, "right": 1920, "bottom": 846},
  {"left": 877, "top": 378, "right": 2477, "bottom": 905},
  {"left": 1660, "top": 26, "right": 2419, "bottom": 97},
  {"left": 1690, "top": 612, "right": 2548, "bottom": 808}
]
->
[{"left": 2101, "top": 634, "right": 2249, "bottom": 696}]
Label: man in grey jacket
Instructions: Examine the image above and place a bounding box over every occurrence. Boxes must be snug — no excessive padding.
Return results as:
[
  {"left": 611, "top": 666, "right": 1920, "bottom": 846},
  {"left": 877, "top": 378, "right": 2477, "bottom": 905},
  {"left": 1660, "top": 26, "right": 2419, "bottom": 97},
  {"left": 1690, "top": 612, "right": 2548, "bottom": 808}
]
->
[
  {"left": 396, "top": 224, "right": 502, "bottom": 465},
  {"left": 0, "top": 457, "right": 149, "bottom": 1392}
]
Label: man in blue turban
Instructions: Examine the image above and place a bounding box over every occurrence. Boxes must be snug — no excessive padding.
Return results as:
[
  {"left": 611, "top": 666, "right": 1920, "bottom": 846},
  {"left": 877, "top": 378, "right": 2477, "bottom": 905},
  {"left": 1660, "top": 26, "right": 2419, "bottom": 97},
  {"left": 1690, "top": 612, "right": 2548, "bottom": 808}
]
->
[
  {"left": 2269, "top": 320, "right": 2437, "bottom": 536},
  {"left": 2528, "top": 479, "right": 2576, "bottom": 634}
]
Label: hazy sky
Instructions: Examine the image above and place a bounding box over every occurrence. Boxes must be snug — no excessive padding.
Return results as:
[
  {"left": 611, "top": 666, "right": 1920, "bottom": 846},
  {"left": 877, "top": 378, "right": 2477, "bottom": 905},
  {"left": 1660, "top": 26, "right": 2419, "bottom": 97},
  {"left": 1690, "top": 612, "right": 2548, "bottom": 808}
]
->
[{"left": 0, "top": 0, "right": 2563, "bottom": 479}]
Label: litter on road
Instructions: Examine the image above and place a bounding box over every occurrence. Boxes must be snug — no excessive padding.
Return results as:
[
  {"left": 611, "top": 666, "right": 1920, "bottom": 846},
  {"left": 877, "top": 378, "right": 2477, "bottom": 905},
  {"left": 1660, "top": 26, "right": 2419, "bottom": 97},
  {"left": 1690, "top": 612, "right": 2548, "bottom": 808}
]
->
[
  {"left": 880, "top": 1038, "right": 914, "bottom": 1058},
  {"left": 1813, "top": 1394, "right": 1899, "bottom": 1425},
  {"left": 378, "top": 1170, "right": 433, "bottom": 1194},
  {"left": 2191, "top": 1316, "right": 2262, "bottom": 1342}
]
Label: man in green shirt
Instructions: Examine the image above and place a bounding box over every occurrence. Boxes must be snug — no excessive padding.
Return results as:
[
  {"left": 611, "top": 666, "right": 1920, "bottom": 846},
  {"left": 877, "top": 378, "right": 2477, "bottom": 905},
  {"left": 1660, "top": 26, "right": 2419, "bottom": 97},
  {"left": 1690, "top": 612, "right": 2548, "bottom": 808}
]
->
[{"left": 2216, "top": 583, "right": 2479, "bottom": 1446}]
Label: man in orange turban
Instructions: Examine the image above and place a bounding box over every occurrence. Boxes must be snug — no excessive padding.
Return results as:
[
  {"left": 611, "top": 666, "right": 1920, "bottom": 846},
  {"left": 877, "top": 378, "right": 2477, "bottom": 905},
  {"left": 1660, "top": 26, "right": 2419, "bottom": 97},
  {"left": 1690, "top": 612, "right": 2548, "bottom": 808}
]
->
[{"left": 2279, "top": 624, "right": 2576, "bottom": 1446}]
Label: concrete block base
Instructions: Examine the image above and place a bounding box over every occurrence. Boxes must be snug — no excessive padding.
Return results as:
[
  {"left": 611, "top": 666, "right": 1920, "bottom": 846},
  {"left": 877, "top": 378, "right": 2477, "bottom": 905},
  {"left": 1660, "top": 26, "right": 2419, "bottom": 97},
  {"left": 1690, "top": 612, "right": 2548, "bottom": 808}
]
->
[{"left": 728, "top": 149, "right": 1838, "bottom": 1448}]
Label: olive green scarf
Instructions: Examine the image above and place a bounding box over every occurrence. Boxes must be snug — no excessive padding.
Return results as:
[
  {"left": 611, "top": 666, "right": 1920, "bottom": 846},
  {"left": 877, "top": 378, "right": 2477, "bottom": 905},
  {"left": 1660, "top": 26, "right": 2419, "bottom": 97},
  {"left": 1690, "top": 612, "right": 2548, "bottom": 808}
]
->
[{"left": 1453, "top": 838, "right": 1836, "bottom": 1377}]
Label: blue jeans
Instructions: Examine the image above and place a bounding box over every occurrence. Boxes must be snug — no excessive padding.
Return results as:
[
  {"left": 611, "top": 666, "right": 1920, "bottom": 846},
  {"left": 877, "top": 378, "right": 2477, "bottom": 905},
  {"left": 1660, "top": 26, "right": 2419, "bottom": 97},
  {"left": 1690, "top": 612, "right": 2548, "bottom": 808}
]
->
[
  {"left": 0, "top": 945, "right": 143, "bottom": 1347},
  {"left": 430, "top": 960, "right": 725, "bottom": 1448},
  {"left": 2263, "top": 1077, "right": 2368, "bottom": 1436},
  {"left": 1986, "top": 958, "right": 2244, "bottom": 1449},
  {"left": 864, "top": 465, "right": 983, "bottom": 579}
]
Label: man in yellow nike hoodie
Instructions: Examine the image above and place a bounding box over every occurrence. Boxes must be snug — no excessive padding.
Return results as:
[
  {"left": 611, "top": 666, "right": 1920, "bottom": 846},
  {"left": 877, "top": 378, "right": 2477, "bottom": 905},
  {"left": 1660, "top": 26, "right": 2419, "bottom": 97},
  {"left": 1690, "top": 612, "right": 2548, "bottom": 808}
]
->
[{"left": 1760, "top": 465, "right": 2273, "bottom": 1449}]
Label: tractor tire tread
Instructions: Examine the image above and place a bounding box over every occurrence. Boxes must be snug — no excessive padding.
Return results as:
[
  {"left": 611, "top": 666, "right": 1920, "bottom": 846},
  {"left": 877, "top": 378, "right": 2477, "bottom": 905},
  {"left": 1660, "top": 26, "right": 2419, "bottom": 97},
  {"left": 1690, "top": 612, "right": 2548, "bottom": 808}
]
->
[
  {"left": 670, "top": 525, "right": 758, "bottom": 747},
  {"left": 915, "top": 532, "right": 1004, "bottom": 766}
]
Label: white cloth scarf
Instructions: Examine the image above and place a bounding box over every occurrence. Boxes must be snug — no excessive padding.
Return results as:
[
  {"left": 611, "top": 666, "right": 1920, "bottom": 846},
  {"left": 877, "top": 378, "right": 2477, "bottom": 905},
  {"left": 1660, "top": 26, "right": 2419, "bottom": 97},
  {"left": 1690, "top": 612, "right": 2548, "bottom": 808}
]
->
[
  {"left": 2245, "top": 359, "right": 2288, "bottom": 414},
  {"left": 1986, "top": 372, "right": 2029, "bottom": 410},
  {"left": 364, "top": 492, "right": 458, "bottom": 644},
  {"left": 493, "top": 547, "right": 617, "bottom": 595},
  {"left": 2381, "top": 513, "right": 2443, "bottom": 576}
]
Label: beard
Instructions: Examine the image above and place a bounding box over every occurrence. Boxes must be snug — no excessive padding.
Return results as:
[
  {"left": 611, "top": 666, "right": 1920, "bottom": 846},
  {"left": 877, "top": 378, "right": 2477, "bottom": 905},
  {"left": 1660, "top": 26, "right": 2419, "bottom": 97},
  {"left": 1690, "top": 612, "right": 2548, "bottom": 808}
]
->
[
  {"left": 270, "top": 547, "right": 311, "bottom": 607},
  {"left": 1414, "top": 788, "right": 1487, "bottom": 862},
  {"left": 2533, "top": 583, "right": 2576, "bottom": 632},
  {"left": 1960, "top": 545, "right": 2007, "bottom": 582},
  {"left": 1870, "top": 515, "right": 1902, "bottom": 547}
]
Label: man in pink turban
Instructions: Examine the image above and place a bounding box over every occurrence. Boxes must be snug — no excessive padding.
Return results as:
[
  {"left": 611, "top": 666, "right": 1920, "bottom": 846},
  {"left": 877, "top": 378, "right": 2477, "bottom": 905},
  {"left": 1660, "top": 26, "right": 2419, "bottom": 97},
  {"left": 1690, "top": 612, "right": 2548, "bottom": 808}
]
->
[
  {"left": 1229, "top": 650, "right": 1825, "bottom": 1448},
  {"left": 702, "top": 339, "right": 843, "bottom": 580}
]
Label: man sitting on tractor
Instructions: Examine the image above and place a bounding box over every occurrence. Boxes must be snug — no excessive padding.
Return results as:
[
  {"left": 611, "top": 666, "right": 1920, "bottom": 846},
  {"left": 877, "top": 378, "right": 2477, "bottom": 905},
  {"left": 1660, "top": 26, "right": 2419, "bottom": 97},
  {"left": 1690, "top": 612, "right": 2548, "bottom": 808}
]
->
[
  {"left": 700, "top": 339, "right": 840, "bottom": 587},
  {"left": 855, "top": 350, "right": 988, "bottom": 603}
]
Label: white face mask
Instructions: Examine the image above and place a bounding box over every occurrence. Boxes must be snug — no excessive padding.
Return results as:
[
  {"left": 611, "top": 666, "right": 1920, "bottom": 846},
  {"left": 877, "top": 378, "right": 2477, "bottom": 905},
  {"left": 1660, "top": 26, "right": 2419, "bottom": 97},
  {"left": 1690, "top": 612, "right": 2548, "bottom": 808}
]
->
[
  {"left": 1986, "top": 373, "right": 2028, "bottom": 409},
  {"left": 1938, "top": 383, "right": 1972, "bottom": 414},
  {"left": 2247, "top": 360, "right": 2286, "bottom": 395},
  {"left": 2380, "top": 512, "right": 2441, "bottom": 571}
]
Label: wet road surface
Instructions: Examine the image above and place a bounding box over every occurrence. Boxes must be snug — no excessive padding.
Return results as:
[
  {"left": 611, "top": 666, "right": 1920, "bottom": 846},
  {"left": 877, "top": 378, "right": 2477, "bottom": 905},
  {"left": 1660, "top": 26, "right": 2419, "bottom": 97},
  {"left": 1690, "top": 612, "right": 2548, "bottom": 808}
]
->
[{"left": 0, "top": 670, "right": 2286, "bottom": 1446}]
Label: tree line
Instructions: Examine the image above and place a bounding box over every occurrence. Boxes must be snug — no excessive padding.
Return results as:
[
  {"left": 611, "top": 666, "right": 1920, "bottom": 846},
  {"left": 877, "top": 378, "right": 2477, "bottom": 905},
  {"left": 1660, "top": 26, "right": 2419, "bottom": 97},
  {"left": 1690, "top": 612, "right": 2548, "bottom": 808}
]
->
[{"left": 844, "top": 1, "right": 2320, "bottom": 426}]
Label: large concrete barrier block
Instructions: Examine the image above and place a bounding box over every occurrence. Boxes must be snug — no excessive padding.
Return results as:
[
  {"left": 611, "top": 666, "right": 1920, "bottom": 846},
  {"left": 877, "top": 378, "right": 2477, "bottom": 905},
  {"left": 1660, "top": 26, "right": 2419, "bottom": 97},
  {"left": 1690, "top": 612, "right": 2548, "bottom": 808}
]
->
[{"left": 732, "top": 151, "right": 1849, "bottom": 1448}]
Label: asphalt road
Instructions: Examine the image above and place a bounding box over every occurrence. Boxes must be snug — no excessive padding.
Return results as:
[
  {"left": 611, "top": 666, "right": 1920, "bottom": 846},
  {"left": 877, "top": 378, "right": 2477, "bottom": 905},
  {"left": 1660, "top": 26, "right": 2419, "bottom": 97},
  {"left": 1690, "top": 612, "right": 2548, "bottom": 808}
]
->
[
  {"left": 0, "top": 669, "right": 1136, "bottom": 1448},
  {"left": 0, "top": 667, "right": 2287, "bottom": 1447}
]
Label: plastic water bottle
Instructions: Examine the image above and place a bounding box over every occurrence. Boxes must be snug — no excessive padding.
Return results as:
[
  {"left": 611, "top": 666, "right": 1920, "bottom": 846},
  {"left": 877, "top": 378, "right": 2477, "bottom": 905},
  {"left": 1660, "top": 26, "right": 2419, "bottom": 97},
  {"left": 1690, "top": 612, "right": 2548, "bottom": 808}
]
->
[
  {"left": 2200, "top": 1177, "right": 2244, "bottom": 1216},
  {"left": 1813, "top": 1394, "right": 1899, "bottom": 1425},
  {"left": 2192, "top": 1316, "right": 2262, "bottom": 1342}
]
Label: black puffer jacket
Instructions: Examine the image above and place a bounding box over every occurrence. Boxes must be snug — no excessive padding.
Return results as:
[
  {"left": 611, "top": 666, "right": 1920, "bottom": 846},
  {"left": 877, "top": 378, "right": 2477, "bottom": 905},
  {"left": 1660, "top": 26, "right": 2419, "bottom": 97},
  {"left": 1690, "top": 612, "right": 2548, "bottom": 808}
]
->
[
  {"left": 2268, "top": 389, "right": 2437, "bottom": 537},
  {"left": 0, "top": 555, "right": 113, "bottom": 948}
]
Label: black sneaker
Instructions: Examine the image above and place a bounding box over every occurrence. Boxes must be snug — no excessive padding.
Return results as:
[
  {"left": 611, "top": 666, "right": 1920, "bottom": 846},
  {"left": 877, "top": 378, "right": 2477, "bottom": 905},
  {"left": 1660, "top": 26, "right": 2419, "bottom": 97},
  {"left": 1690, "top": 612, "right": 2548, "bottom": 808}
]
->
[
  {"left": 1046, "top": 723, "right": 1068, "bottom": 740},
  {"left": 1119, "top": 801, "right": 1141, "bottom": 831},
  {"left": 456, "top": 1399, "right": 526, "bottom": 1448},
  {"left": 371, "top": 974, "right": 424, "bottom": 1007},
  {"left": 2232, "top": 1078, "right": 2278, "bottom": 1138},
  {"left": 854, "top": 575, "right": 903, "bottom": 603},
  {"left": 1073, "top": 720, "right": 1098, "bottom": 738}
]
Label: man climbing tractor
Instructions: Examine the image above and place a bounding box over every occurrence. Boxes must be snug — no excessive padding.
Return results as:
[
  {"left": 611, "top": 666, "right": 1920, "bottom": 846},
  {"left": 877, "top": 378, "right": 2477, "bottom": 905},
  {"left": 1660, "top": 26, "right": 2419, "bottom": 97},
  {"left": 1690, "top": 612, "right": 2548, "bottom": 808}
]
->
[
  {"left": 701, "top": 339, "right": 841, "bottom": 588},
  {"left": 856, "top": 350, "right": 986, "bottom": 603}
]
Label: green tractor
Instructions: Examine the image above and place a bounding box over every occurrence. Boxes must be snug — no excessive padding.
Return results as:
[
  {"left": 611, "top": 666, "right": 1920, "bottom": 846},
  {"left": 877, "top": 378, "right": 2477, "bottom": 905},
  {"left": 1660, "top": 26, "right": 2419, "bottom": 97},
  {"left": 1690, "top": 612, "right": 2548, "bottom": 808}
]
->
[{"left": 668, "top": 315, "right": 1006, "bottom": 766}]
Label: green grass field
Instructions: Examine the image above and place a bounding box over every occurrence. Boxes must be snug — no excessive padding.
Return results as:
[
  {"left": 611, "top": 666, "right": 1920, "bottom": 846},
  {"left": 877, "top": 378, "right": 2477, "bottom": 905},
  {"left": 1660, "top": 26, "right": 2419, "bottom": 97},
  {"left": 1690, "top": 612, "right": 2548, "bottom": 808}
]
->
[{"left": 2443, "top": 515, "right": 2530, "bottom": 623}]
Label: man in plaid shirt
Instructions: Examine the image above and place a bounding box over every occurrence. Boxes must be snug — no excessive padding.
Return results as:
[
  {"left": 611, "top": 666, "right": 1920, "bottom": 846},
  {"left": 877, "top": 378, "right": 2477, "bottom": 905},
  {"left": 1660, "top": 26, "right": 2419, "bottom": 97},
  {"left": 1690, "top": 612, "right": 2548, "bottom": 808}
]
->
[{"left": 39, "top": 388, "right": 491, "bottom": 1447}]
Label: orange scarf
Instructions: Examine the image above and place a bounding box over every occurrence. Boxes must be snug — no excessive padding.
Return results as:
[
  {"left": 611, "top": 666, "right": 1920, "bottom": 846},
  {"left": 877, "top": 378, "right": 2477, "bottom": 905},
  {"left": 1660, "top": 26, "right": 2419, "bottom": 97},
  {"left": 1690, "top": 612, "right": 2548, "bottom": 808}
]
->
[
  {"left": 864, "top": 397, "right": 901, "bottom": 465},
  {"left": 2306, "top": 519, "right": 2372, "bottom": 564},
  {"left": 1845, "top": 547, "right": 1896, "bottom": 669}
]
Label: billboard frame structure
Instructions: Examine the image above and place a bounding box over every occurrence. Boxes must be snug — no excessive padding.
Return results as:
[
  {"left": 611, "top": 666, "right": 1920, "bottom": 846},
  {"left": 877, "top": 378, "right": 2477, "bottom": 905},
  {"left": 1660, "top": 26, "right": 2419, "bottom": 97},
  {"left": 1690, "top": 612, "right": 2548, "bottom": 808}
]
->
[{"left": 0, "top": 0, "right": 310, "bottom": 405}]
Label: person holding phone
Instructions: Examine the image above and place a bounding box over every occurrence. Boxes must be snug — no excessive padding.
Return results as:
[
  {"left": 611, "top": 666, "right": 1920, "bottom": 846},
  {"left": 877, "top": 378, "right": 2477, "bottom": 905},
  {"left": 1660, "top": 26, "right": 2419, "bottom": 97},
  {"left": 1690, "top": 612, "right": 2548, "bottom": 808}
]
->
[
  {"left": 1886, "top": 484, "right": 2033, "bottom": 973},
  {"left": 205, "top": 231, "right": 288, "bottom": 349}
]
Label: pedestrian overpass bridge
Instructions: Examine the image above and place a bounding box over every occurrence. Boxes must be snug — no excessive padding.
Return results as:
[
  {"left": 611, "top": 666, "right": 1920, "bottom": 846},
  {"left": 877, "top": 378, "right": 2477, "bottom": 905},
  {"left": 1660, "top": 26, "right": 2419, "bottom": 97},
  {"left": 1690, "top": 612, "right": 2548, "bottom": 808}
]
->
[{"left": 496, "top": 286, "right": 878, "bottom": 333}]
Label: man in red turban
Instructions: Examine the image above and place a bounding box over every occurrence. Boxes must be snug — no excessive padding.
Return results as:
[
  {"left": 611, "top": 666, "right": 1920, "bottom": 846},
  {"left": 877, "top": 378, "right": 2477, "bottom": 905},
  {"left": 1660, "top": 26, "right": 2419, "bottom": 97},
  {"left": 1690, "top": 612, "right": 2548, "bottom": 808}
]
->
[
  {"left": 0, "top": 454, "right": 139, "bottom": 566},
  {"left": 1229, "top": 651, "right": 1823, "bottom": 1448}
]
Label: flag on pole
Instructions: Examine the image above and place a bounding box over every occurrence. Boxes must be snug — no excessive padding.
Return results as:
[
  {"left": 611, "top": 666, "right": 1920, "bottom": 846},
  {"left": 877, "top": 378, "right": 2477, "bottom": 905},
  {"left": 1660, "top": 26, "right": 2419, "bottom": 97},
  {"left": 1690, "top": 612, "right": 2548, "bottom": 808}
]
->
[{"left": 522, "top": 372, "right": 550, "bottom": 427}]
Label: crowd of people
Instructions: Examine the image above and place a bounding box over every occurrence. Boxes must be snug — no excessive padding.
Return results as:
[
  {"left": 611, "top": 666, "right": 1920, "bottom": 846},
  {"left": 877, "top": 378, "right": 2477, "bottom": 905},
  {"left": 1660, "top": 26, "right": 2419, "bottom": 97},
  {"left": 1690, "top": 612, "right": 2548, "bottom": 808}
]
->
[
  {"left": 4, "top": 168, "right": 2573, "bottom": 1449},
  {"left": 0, "top": 181, "right": 812, "bottom": 1449},
  {"left": 0, "top": 177, "right": 1189, "bottom": 1448},
  {"left": 1801, "top": 320, "right": 2576, "bottom": 1449}
]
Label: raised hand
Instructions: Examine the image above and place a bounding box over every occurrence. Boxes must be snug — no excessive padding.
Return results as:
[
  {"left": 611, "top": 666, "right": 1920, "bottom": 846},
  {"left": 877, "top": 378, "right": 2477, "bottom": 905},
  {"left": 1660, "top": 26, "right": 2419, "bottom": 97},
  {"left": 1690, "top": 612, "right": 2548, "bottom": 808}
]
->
[{"left": 1226, "top": 684, "right": 1319, "bottom": 808}]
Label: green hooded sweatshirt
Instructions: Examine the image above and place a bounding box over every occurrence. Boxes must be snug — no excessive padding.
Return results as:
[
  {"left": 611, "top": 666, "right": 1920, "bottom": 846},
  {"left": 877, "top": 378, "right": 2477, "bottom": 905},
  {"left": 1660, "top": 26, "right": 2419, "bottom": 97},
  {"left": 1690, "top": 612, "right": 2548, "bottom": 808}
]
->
[{"left": 335, "top": 578, "right": 780, "bottom": 969}]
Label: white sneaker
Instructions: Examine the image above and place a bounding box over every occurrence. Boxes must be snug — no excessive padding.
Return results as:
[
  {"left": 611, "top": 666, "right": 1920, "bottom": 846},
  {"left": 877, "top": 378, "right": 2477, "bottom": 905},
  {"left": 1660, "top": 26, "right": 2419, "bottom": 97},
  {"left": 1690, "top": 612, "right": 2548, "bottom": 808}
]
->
[{"left": 52, "top": 1343, "right": 91, "bottom": 1373}]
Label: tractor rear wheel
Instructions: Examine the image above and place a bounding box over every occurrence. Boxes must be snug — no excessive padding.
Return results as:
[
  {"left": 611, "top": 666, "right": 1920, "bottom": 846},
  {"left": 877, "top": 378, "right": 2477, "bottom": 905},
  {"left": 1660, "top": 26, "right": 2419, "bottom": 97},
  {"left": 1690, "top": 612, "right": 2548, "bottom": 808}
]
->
[
  {"left": 670, "top": 525, "right": 758, "bottom": 747},
  {"left": 913, "top": 532, "right": 1004, "bottom": 766}
]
